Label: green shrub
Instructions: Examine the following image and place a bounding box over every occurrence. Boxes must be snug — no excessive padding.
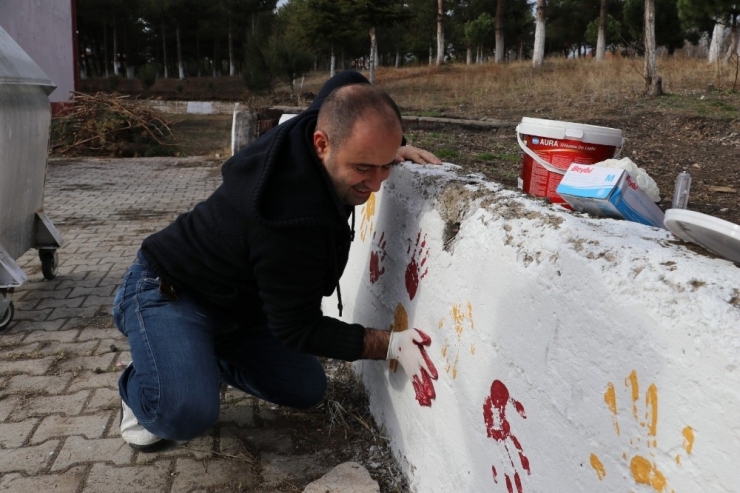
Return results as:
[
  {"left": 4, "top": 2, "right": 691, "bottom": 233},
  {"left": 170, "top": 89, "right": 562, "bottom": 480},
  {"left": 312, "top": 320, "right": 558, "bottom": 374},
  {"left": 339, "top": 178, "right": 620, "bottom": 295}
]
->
[
  {"left": 436, "top": 148, "right": 459, "bottom": 159},
  {"left": 243, "top": 35, "right": 274, "bottom": 94},
  {"left": 108, "top": 75, "right": 121, "bottom": 91},
  {"left": 138, "top": 64, "right": 157, "bottom": 89}
]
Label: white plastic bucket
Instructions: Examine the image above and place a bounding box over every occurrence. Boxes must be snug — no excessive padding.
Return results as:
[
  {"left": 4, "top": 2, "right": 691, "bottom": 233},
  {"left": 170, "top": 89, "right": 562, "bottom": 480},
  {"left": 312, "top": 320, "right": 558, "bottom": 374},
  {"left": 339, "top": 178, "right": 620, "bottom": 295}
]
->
[{"left": 516, "top": 117, "right": 623, "bottom": 205}]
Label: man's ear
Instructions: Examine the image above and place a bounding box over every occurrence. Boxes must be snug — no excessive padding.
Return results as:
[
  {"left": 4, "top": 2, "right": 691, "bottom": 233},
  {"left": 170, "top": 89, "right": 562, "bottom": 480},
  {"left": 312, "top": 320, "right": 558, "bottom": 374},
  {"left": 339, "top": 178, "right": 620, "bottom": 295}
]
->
[{"left": 313, "top": 130, "right": 329, "bottom": 160}]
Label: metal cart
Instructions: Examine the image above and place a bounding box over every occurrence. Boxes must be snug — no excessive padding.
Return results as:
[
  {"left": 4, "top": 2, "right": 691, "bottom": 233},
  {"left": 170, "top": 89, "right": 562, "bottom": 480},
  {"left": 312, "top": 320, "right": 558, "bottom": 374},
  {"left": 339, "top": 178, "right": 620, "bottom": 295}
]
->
[{"left": 0, "top": 27, "right": 65, "bottom": 331}]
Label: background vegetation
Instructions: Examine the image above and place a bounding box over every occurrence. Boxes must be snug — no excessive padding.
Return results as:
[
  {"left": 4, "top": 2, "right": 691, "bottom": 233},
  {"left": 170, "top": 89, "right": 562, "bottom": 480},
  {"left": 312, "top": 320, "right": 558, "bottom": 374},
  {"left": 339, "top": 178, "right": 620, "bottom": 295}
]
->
[{"left": 76, "top": 0, "right": 740, "bottom": 94}]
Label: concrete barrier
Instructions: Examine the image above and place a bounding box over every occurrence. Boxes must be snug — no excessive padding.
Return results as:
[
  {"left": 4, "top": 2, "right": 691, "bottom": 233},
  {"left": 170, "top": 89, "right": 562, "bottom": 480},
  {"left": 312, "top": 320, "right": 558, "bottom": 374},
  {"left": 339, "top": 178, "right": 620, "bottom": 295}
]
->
[
  {"left": 143, "top": 100, "right": 237, "bottom": 115},
  {"left": 323, "top": 163, "right": 740, "bottom": 492}
]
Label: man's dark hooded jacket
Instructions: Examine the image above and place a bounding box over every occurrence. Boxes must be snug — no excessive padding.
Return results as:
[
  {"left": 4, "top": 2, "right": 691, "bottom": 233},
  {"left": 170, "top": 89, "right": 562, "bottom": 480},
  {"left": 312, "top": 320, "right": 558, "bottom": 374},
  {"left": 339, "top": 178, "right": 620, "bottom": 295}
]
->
[{"left": 140, "top": 72, "right": 368, "bottom": 362}]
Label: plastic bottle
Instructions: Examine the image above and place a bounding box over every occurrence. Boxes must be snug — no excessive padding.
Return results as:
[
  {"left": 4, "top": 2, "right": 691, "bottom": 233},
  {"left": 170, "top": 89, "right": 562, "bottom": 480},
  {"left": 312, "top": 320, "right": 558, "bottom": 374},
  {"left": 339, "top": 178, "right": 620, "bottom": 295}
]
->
[{"left": 671, "top": 171, "right": 691, "bottom": 209}]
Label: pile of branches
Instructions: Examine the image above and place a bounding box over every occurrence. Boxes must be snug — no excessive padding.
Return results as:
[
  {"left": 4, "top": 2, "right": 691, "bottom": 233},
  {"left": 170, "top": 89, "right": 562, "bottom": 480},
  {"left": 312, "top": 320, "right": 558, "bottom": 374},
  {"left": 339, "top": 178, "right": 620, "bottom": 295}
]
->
[{"left": 50, "top": 92, "right": 178, "bottom": 157}]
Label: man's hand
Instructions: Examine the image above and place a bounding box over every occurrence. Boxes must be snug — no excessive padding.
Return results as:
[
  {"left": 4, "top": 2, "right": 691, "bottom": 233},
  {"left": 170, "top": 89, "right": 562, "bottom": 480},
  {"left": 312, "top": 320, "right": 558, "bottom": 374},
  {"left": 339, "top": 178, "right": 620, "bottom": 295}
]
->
[
  {"left": 396, "top": 145, "right": 443, "bottom": 165},
  {"left": 387, "top": 328, "right": 439, "bottom": 406}
]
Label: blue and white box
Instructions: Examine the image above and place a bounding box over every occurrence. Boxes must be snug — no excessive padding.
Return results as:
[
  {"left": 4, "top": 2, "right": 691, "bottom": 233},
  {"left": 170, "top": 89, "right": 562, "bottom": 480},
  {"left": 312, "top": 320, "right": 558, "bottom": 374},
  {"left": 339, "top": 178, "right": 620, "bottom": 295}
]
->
[{"left": 556, "top": 164, "right": 666, "bottom": 229}]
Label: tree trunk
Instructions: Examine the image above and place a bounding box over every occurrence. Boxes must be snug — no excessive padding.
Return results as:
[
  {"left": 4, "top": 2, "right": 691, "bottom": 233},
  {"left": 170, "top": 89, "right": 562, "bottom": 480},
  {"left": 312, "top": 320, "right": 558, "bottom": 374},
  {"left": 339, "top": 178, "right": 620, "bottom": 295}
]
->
[
  {"left": 176, "top": 22, "right": 185, "bottom": 80},
  {"left": 229, "top": 20, "right": 235, "bottom": 76},
  {"left": 723, "top": 17, "right": 738, "bottom": 63},
  {"left": 161, "top": 20, "right": 169, "bottom": 79},
  {"left": 373, "top": 39, "right": 379, "bottom": 70},
  {"left": 467, "top": 45, "right": 473, "bottom": 65},
  {"left": 495, "top": 0, "right": 505, "bottom": 64},
  {"left": 395, "top": 50, "right": 401, "bottom": 68},
  {"left": 596, "top": 0, "right": 607, "bottom": 60},
  {"left": 436, "top": 0, "right": 444, "bottom": 66},
  {"left": 196, "top": 36, "right": 201, "bottom": 77},
  {"left": 103, "top": 24, "right": 109, "bottom": 78},
  {"left": 429, "top": 43, "right": 433, "bottom": 66},
  {"left": 369, "top": 27, "right": 377, "bottom": 84},
  {"left": 81, "top": 56, "right": 89, "bottom": 79},
  {"left": 213, "top": 39, "right": 218, "bottom": 77},
  {"left": 532, "top": 0, "right": 546, "bottom": 67},
  {"left": 644, "top": 0, "right": 662, "bottom": 96},
  {"left": 123, "top": 23, "right": 133, "bottom": 78},
  {"left": 708, "top": 21, "right": 726, "bottom": 64},
  {"left": 330, "top": 44, "right": 336, "bottom": 78},
  {"left": 113, "top": 21, "right": 119, "bottom": 76}
]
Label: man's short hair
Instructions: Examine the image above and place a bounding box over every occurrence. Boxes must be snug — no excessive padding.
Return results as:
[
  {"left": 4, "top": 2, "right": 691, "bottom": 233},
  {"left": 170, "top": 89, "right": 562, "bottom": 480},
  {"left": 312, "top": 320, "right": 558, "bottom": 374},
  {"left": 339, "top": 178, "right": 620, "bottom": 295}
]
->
[{"left": 317, "top": 84, "right": 403, "bottom": 150}]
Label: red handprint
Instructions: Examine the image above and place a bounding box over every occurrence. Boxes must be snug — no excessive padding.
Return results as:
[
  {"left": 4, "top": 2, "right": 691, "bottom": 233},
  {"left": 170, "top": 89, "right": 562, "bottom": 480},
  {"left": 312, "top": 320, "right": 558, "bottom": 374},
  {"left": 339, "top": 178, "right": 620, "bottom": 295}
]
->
[
  {"left": 409, "top": 329, "right": 438, "bottom": 407},
  {"left": 405, "top": 230, "right": 429, "bottom": 301},
  {"left": 483, "top": 380, "right": 531, "bottom": 493},
  {"left": 389, "top": 327, "right": 439, "bottom": 407},
  {"left": 369, "top": 231, "right": 387, "bottom": 284}
]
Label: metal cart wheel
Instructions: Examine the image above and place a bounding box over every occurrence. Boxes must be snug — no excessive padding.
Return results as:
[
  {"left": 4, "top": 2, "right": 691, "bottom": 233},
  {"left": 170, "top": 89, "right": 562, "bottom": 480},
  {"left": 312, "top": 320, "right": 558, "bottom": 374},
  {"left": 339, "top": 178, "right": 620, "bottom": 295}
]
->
[
  {"left": 39, "top": 249, "right": 58, "bottom": 280},
  {"left": 0, "top": 301, "right": 14, "bottom": 332}
]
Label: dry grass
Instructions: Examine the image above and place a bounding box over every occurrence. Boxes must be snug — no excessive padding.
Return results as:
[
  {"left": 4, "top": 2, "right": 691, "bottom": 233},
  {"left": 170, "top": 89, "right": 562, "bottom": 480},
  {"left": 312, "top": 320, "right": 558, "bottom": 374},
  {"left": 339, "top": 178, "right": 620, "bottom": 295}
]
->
[{"left": 291, "top": 55, "right": 740, "bottom": 122}]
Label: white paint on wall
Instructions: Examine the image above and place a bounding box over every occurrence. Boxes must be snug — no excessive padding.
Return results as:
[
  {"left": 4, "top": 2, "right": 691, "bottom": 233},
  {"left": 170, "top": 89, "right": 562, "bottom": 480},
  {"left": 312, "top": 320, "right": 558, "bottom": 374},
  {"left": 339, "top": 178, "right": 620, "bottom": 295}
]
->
[
  {"left": 0, "top": 0, "right": 74, "bottom": 102},
  {"left": 324, "top": 163, "right": 740, "bottom": 492},
  {"left": 186, "top": 101, "right": 215, "bottom": 114}
]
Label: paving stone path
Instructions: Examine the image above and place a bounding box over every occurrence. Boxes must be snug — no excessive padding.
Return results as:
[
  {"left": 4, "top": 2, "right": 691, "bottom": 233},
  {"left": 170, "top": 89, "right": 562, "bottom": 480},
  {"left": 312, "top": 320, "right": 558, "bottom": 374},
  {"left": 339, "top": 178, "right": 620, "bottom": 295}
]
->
[{"left": 0, "top": 157, "right": 384, "bottom": 493}]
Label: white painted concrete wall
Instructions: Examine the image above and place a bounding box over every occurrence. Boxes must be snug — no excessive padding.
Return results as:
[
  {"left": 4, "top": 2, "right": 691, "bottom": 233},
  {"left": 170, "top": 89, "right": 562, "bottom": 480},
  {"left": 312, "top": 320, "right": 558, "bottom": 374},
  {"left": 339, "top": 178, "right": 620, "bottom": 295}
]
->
[
  {"left": 144, "top": 100, "right": 238, "bottom": 115},
  {"left": 324, "top": 163, "right": 740, "bottom": 493},
  {"left": 0, "top": 0, "right": 75, "bottom": 102}
]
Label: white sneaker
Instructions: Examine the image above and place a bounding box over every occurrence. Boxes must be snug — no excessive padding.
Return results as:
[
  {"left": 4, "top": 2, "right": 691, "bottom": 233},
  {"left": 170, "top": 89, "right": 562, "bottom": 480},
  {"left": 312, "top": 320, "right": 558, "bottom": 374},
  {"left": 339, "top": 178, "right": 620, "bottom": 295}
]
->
[{"left": 120, "top": 399, "right": 164, "bottom": 451}]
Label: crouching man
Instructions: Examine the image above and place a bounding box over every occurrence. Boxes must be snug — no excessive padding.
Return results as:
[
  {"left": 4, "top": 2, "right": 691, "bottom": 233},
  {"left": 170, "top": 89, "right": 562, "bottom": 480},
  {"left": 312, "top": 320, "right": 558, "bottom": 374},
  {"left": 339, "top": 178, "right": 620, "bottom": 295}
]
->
[{"left": 113, "top": 71, "right": 441, "bottom": 450}]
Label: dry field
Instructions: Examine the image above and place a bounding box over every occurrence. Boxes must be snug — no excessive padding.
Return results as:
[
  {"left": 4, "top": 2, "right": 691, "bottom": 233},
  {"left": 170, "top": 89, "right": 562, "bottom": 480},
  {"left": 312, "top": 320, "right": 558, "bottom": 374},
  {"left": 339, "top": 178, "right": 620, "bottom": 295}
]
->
[{"left": 156, "top": 56, "right": 740, "bottom": 229}]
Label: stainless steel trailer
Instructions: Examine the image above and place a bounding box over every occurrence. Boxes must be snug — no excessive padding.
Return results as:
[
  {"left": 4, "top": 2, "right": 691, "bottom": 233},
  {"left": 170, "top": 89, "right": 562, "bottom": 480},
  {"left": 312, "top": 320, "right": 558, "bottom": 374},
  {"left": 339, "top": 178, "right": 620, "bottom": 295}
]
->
[{"left": 0, "top": 27, "right": 65, "bottom": 331}]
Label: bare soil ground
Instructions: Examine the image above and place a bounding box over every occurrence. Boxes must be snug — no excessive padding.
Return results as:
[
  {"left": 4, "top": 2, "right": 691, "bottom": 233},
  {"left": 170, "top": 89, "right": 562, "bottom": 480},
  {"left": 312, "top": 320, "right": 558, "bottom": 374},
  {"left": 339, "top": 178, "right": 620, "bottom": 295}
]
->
[
  {"left": 404, "top": 109, "right": 740, "bottom": 225},
  {"left": 251, "top": 358, "right": 410, "bottom": 492},
  {"left": 150, "top": 68, "right": 739, "bottom": 227}
]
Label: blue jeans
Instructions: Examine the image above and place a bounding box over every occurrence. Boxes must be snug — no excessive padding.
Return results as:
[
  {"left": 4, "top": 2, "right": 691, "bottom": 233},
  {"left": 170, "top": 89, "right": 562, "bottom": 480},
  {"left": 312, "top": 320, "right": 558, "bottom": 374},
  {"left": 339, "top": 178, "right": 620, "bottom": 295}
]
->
[{"left": 112, "top": 252, "right": 327, "bottom": 441}]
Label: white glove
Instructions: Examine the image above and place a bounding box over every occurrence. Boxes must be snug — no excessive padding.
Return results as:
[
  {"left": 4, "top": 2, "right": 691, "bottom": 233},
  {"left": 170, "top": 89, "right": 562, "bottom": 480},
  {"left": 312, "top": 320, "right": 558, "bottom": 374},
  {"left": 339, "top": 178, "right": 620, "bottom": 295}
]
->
[{"left": 387, "top": 328, "right": 439, "bottom": 406}]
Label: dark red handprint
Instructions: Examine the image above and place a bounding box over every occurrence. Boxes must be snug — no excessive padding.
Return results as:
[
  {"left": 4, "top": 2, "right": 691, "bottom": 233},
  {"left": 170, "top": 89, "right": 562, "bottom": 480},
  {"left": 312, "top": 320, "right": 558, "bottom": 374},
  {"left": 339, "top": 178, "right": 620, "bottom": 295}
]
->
[
  {"left": 369, "top": 231, "right": 387, "bottom": 284},
  {"left": 408, "top": 329, "right": 438, "bottom": 407},
  {"left": 483, "top": 380, "right": 531, "bottom": 493},
  {"left": 405, "top": 231, "right": 429, "bottom": 301}
]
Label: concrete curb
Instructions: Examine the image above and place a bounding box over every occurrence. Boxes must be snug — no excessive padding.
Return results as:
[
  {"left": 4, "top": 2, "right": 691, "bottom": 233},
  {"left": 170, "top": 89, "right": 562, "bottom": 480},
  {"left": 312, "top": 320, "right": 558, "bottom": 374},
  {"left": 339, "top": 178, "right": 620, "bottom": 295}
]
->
[{"left": 142, "top": 100, "right": 516, "bottom": 133}]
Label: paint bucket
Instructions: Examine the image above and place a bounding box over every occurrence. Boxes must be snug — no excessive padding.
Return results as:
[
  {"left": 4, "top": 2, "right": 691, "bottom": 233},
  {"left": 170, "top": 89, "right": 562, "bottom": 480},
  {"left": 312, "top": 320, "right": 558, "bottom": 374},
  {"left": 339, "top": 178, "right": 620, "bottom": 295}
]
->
[{"left": 516, "top": 117, "right": 624, "bottom": 205}]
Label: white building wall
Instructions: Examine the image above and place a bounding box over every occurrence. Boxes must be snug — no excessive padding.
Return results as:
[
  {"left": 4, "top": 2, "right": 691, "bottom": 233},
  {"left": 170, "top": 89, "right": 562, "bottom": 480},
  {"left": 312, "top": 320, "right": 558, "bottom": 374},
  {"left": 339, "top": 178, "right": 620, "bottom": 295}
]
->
[
  {"left": 324, "top": 163, "right": 740, "bottom": 492},
  {"left": 0, "top": 0, "right": 75, "bottom": 102}
]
